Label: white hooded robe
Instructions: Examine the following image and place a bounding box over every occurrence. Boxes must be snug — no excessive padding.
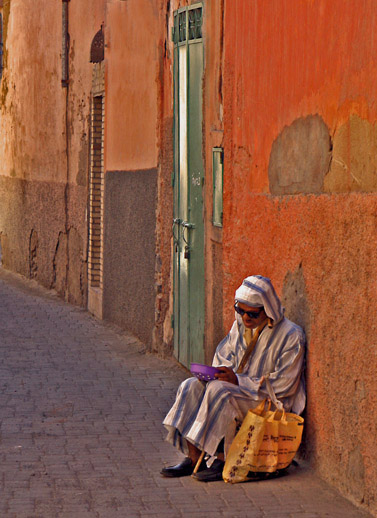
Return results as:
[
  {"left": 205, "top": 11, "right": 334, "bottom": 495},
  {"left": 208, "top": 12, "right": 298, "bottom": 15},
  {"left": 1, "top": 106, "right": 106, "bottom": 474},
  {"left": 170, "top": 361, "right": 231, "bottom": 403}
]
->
[{"left": 163, "top": 276, "right": 306, "bottom": 457}]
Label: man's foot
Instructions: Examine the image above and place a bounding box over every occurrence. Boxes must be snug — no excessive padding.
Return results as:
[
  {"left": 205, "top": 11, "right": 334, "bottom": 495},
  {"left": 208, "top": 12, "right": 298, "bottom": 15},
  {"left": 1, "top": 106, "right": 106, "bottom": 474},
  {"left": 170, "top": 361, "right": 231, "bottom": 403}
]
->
[
  {"left": 160, "top": 456, "right": 206, "bottom": 478},
  {"left": 192, "top": 459, "right": 225, "bottom": 482}
]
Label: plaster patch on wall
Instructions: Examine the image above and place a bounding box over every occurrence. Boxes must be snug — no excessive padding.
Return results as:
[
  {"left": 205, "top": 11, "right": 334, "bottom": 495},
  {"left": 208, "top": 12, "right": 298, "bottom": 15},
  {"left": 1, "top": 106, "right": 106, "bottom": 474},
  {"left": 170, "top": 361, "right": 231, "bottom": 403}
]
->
[
  {"left": 347, "top": 445, "right": 365, "bottom": 503},
  {"left": 234, "top": 145, "right": 252, "bottom": 169},
  {"left": 76, "top": 140, "right": 88, "bottom": 186},
  {"left": 268, "top": 115, "right": 332, "bottom": 194},
  {"left": 281, "top": 264, "right": 310, "bottom": 459},
  {"left": 281, "top": 263, "right": 311, "bottom": 343},
  {"left": 72, "top": 96, "right": 89, "bottom": 187},
  {"left": 324, "top": 115, "right": 377, "bottom": 192}
]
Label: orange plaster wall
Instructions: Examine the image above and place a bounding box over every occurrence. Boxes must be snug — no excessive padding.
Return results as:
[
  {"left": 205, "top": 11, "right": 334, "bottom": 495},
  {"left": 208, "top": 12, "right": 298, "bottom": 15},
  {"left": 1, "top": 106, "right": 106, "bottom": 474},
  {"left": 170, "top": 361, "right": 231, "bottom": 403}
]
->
[
  {"left": 153, "top": 1, "right": 175, "bottom": 352},
  {"left": 67, "top": 1, "right": 106, "bottom": 185},
  {"left": 0, "top": 0, "right": 105, "bottom": 183},
  {"left": 105, "top": 0, "right": 160, "bottom": 171},
  {"left": 224, "top": 0, "right": 377, "bottom": 194},
  {"left": 0, "top": 1, "right": 66, "bottom": 182},
  {"left": 223, "top": 0, "right": 377, "bottom": 512},
  {"left": 0, "top": 0, "right": 105, "bottom": 303},
  {"left": 202, "top": 0, "right": 225, "bottom": 361}
]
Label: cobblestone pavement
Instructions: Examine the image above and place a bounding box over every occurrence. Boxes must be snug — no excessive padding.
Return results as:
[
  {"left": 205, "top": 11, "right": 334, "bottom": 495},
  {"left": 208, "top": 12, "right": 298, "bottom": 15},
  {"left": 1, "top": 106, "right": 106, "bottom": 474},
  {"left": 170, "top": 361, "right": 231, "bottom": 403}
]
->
[{"left": 0, "top": 268, "right": 371, "bottom": 518}]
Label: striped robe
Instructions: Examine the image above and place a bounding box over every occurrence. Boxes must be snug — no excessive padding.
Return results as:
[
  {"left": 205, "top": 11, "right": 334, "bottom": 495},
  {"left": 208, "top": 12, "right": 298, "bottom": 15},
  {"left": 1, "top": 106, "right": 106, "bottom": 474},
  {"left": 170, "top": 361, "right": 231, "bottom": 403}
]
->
[{"left": 163, "top": 276, "right": 306, "bottom": 457}]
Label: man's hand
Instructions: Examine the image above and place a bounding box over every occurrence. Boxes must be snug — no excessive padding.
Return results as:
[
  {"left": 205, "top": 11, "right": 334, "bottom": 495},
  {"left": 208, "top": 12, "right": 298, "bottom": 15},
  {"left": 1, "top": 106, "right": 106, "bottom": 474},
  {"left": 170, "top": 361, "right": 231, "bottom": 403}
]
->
[{"left": 214, "top": 366, "right": 238, "bottom": 385}]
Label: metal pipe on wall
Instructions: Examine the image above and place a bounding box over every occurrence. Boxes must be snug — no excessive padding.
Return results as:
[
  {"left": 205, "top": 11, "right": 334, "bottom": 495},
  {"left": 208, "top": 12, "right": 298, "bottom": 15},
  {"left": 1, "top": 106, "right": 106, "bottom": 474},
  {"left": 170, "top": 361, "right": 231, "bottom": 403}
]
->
[{"left": 61, "top": 0, "right": 70, "bottom": 87}]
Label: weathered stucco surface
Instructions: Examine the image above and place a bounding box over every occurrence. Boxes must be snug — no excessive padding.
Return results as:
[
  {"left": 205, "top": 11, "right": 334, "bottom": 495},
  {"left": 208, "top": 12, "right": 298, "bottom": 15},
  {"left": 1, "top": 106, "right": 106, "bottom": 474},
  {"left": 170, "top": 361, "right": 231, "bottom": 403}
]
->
[
  {"left": 325, "top": 114, "right": 377, "bottom": 193},
  {"left": 202, "top": 0, "right": 225, "bottom": 364},
  {"left": 0, "top": 0, "right": 170, "bottom": 348},
  {"left": 1, "top": 0, "right": 376, "bottom": 513},
  {"left": 222, "top": 193, "right": 377, "bottom": 511},
  {"left": 103, "top": 0, "right": 166, "bottom": 347},
  {"left": 103, "top": 169, "right": 157, "bottom": 345},
  {"left": 269, "top": 113, "right": 377, "bottom": 195},
  {"left": 0, "top": 0, "right": 105, "bottom": 305},
  {"left": 223, "top": 0, "right": 377, "bottom": 513},
  {"left": 105, "top": 0, "right": 160, "bottom": 172}
]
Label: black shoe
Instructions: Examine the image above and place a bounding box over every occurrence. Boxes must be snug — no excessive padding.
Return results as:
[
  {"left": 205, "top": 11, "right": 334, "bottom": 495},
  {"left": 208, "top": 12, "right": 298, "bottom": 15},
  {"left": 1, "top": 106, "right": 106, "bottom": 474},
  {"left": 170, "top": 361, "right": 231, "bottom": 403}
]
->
[
  {"left": 246, "top": 468, "right": 289, "bottom": 481},
  {"left": 160, "top": 457, "right": 206, "bottom": 478},
  {"left": 192, "top": 459, "right": 225, "bottom": 482}
]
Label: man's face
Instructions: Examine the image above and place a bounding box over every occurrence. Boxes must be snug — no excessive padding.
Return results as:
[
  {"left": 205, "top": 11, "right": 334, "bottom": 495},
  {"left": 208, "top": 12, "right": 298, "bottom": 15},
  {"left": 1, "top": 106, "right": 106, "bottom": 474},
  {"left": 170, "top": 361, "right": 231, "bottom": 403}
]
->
[{"left": 236, "top": 301, "right": 267, "bottom": 329}]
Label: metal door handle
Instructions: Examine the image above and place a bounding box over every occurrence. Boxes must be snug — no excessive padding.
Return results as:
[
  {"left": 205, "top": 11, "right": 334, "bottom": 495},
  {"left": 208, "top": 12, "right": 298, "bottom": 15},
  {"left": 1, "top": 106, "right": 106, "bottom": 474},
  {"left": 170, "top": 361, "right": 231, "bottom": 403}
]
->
[
  {"left": 172, "top": 218, "right": 181, "bottom": 249},
  {"left": 181, "top": 221, "right": 195, "bottom": 229},
  {"left": 182, "top": 222, "right": 194, "bottom": 245}
]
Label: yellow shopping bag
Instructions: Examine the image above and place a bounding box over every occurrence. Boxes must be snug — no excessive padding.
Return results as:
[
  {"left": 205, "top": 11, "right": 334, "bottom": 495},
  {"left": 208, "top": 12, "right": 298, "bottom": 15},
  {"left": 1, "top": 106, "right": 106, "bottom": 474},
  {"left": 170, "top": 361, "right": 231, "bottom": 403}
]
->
[
  {"left": 223, "top": 400, "right": 268, "bottom": 483},
  {"left": 223, "top": 379, "right": 304, "bottom": 484}
]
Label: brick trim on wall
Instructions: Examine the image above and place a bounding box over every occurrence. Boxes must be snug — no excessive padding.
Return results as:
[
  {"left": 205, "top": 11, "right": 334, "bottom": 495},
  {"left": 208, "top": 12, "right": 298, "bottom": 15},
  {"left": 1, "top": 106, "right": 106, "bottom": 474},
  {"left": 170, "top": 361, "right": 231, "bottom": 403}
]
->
[{"left": 88, "top": 63, "right": 105, "bottom": 290}]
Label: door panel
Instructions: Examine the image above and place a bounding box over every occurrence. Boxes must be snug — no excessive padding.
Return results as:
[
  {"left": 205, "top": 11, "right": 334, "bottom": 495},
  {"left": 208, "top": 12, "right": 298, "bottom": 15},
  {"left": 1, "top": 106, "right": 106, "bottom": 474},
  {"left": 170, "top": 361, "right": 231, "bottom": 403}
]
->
[
  {"left": 173, "top": 5, "right": 204, "bottom": 368},
  {"left": 177, "top": 43, "right": 189, "bottom": 365},
  {"left": 187, "top": 39, "right": 204, "bottom": 365}
]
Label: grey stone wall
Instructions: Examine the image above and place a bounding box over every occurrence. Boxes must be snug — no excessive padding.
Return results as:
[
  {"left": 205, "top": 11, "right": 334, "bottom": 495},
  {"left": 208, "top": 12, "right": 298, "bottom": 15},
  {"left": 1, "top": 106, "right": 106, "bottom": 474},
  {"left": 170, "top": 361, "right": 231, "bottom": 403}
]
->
[
  {"left": 103, "top": 169, "right": 157, "bottom": 346},
  {"left": 0, "top": 176, "right": 88, "bottom": 306}
]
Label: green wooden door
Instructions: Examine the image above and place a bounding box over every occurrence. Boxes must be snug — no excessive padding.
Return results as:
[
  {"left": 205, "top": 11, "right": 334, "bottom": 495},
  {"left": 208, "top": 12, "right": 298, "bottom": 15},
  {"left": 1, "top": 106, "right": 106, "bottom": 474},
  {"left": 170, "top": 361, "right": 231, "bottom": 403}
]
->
[{"left": 173, "top": 4, "right": 204, "bottom": 368}]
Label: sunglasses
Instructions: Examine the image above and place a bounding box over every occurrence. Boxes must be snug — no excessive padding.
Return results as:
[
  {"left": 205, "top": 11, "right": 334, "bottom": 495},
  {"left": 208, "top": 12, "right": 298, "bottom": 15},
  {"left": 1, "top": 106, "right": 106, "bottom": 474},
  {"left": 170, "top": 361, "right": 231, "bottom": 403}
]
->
[{"left": 234, "top": 303, "right": 263, "bottom": 319}]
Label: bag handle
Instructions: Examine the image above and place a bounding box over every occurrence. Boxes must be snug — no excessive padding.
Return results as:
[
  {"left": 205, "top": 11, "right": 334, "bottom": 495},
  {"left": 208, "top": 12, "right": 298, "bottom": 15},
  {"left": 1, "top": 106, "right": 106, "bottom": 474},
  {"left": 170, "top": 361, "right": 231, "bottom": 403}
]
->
[
  {"left": 264, "top": 376, "right": 284, "bottom": 412},
  {"left": 252, "top": 398, "right": 271, "bottom": 416}
]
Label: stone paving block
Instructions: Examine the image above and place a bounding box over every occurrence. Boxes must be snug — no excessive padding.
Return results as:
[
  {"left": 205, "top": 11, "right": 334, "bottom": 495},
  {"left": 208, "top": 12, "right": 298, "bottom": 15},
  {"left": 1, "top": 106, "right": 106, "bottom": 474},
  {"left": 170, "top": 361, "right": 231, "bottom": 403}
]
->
[
  {"left": 97, "top": 512, "right": 141, "bottom": 518},
  {"left": 6, "top": 499, "right": 35, "bottom": 513},
  {"left": 77, "top": 475, "right": 119, "bottom": 490},
  {"left": 4, "top": 480, "right": 30, "bottom": 490},
  {"left": 56, "top": 513, "right": 97, "bottom": 518}
]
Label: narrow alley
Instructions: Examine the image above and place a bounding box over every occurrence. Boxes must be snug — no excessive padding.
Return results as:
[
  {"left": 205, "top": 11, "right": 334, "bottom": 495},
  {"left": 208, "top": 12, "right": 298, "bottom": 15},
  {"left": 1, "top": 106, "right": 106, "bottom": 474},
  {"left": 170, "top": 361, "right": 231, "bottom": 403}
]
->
[{"left": 0, "top": 268, "right": 370, "bottom": 518}]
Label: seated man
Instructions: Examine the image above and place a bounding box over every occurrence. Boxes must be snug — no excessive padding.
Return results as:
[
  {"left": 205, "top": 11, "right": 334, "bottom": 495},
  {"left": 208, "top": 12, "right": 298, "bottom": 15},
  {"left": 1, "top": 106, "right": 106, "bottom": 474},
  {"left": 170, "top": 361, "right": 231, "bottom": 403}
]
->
[{"left": 161, "top": 275, "right": 306, "bottom": 482}]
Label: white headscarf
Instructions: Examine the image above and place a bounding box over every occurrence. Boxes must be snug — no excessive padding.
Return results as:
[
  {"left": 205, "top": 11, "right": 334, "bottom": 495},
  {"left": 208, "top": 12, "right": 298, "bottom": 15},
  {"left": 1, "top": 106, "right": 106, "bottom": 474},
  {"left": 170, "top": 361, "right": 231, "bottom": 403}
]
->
[{"left": 235, "top": 275, "right": 284, "bottom": 325}]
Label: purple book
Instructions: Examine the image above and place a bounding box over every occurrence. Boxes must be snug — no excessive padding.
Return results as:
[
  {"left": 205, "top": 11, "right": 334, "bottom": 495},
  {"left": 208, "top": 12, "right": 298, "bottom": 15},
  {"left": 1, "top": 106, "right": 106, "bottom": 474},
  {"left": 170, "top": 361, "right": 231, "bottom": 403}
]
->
[{"left": 190, "top": 363, "right": 221, "bottom": 381}]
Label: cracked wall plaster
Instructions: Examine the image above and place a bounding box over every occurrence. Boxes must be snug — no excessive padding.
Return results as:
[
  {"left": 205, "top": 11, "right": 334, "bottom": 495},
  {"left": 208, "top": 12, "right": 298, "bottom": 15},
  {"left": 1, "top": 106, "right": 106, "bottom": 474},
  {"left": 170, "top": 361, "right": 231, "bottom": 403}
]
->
[
  {"left": 29, "top": 229, "right": 38, "bottom": 279},
  {"left": 324, "top": 114, "right": 377, "bottom": 192}
]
